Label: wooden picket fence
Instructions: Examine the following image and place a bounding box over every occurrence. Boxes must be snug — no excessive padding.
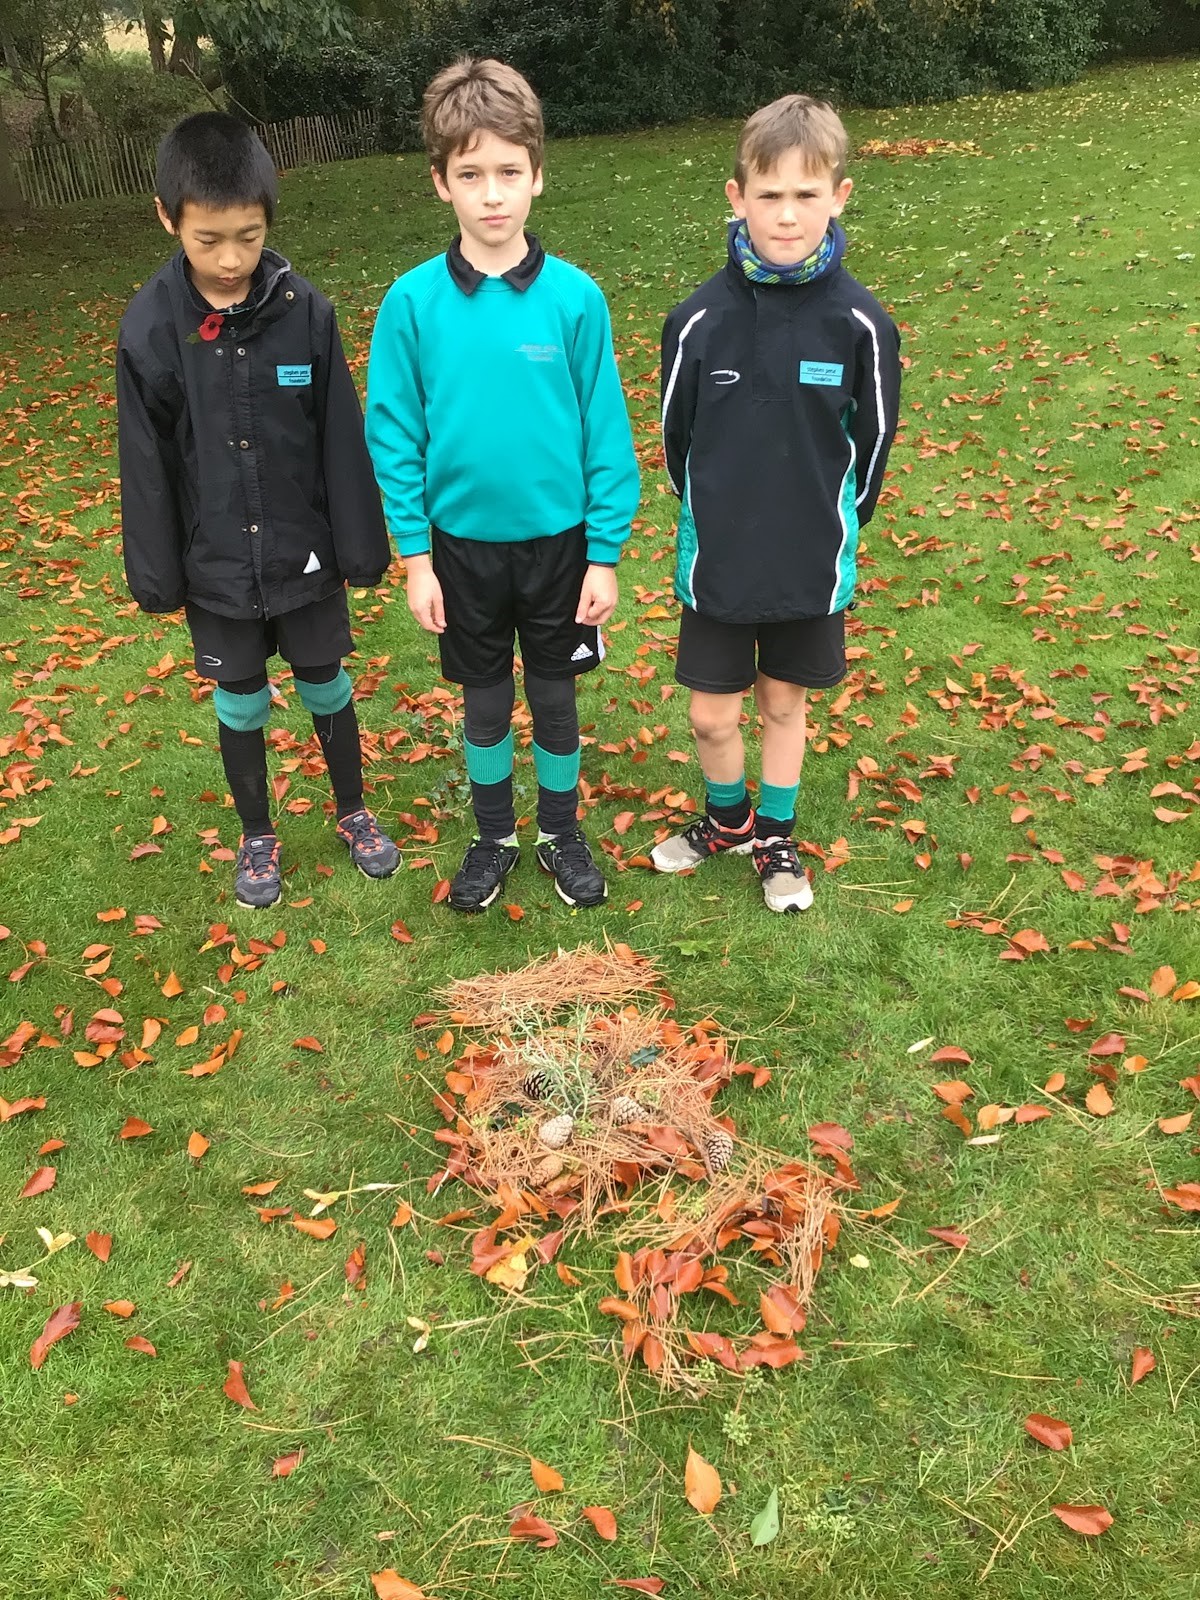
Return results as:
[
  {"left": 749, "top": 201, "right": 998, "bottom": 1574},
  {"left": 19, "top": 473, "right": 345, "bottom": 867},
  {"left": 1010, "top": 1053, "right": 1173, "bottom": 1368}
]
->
[{"left": 15, "top": 109, "right": 379, "bottom": 209}]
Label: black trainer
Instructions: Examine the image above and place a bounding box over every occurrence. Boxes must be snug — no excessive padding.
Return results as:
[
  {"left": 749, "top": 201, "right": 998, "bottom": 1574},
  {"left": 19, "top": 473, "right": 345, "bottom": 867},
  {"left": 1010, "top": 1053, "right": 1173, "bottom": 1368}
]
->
[
  {"left": 448, "top": 837, "right": 521, "bottom": 913},
  {"left": 235, "top": 833, "right": 282, "bottom": 910},
  {"left": 336, "top": 808, "right": 400, "bottom": 879},
  {"left": 536, "top": 827, "right": 607, "bottom": 907}
]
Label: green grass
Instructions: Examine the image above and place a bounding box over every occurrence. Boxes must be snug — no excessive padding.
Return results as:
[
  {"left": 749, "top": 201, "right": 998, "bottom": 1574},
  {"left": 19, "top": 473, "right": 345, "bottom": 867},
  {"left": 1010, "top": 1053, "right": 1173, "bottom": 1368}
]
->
[{"left": 3, "top": 57, "right": 1200, "bottom": 1600}]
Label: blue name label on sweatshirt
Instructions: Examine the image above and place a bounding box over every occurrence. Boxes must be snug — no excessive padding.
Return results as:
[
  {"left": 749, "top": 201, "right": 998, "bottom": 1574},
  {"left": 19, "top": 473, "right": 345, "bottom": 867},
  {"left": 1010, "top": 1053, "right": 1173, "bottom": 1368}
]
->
[
  {"left": 277, "top": 364, "right": 312, "bottom": 387},
  {"left": 799, "top": 361, "right": 844, "bottom": 387}
]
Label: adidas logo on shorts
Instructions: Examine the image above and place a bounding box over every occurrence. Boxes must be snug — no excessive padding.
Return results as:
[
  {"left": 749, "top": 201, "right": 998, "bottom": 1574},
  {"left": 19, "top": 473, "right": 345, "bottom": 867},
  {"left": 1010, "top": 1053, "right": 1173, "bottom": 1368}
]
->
[{"left": 570, "top": 641, "right": 594, "bottom": 662}]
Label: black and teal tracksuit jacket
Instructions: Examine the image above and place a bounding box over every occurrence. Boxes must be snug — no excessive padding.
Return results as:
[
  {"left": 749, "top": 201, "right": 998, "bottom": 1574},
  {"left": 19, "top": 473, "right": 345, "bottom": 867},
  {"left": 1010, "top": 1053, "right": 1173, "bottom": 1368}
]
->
[{"left": 660, "top": 230, "right": 901, "bottom": 624}]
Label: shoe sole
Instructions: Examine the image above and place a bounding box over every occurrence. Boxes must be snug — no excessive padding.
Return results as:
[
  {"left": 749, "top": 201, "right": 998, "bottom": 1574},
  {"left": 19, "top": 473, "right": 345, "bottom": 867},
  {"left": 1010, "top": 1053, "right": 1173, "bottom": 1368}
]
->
[
  {"left": 537, "top": 856, "right": 608, "bottom": 908},
  {"left": 762, "top": 888, "right": 814, "bottom": 914},
  {"left": 353, "top": 858, "right": 400, "bottom": 881},
  {"left": 651, "top": 839, "right": 754, "bottom": 873},
  {"left": 235, "top": 892, "right": 280, "bottom": 910},
  {"left": 448, "top": 856, "right": 518, "bottom": 913}
]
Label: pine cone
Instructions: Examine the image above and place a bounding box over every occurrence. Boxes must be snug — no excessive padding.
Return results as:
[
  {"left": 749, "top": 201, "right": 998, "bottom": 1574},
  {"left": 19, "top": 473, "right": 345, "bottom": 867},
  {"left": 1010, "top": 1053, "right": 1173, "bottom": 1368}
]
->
[
  {"left": 537, "top": 1113, "right": 575, "bottom": 1150},
  {"left": 534, "top": 1152, "right": 565, "bottom": 1184},
  {"left": 612, "top": 1094, "right": 649, "bottom": 1126},
  {"left": 522, "top": 1070, "right": 550, "bottom": 1101},
  {"left": 704, "top": 1127, "right": 734, "bottom": 1173}
]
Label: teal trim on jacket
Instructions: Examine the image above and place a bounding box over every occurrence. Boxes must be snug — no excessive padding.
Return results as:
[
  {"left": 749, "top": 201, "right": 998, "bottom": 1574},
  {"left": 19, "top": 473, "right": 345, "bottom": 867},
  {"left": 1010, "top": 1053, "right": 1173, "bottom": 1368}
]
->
[{"left": 366, "top": 252, "right": 640, "bottom": 566}]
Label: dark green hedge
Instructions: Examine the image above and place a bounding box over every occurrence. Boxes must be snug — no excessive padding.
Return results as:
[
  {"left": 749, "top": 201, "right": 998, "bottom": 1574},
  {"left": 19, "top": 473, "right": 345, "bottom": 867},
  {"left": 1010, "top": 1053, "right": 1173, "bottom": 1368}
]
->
[{"left": 219, "top": 0, "right": 1200, "bottom": 141}]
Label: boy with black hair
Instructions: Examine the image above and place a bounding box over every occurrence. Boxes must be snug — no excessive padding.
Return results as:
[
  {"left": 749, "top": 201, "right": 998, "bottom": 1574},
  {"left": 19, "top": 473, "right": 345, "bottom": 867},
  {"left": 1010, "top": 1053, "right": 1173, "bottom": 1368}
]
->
[
  {"left": 366, "top": 57, "right": 640, "bottom": 913},
  {"left": 117, "top": 112, "right": 399, "bottom": 909},
  {"left": 652, "top": 95, "right": 901, "bottom": 912}
]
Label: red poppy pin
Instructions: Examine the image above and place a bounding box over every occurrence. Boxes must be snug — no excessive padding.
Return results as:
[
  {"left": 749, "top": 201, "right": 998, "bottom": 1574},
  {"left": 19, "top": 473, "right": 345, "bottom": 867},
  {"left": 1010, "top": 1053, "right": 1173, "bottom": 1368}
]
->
[{"left": 198, "top": 312, "right": 225, "bottom": 341}]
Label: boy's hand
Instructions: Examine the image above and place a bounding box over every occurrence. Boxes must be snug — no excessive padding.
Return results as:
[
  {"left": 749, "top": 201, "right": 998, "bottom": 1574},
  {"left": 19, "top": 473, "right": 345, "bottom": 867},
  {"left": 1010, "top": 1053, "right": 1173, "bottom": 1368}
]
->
[
  {"left": 576, "top": 564, "right": 618, "bottom": 626},
  {"left": 404, "top": 553, "right": 446, "bottom": 634}
]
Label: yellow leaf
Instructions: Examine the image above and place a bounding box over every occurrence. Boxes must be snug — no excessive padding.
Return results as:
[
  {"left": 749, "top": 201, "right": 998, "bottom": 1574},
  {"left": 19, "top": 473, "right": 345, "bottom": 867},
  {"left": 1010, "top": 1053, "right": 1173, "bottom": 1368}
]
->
[
  {"left": 530, "top": 1457, "right": 565, "bottom": 1493},
  {"left": 685, "top": 1445, "right": 721, "bottom": 1515}
]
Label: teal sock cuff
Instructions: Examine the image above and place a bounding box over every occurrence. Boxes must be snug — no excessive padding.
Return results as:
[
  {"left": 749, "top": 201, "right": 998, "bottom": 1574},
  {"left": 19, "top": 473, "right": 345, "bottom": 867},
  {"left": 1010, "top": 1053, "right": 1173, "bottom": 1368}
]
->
[
  {"left": 465, "top": 731, "right": 514, "bottom": 786},
  {"left": 295, "top": 668, "right": 352, "bottom": 717},
  {"left": 706, "top": 774, "right": 747, "bottom": 809},
  {"left": 533, "top": 740, "right": 580, "bottom": 793},
  {"left": 759, "top": 780, "right": 799, "bottom": 822},
  {"left": 213, "top": 684, "right": 272, "bottom": 732}
]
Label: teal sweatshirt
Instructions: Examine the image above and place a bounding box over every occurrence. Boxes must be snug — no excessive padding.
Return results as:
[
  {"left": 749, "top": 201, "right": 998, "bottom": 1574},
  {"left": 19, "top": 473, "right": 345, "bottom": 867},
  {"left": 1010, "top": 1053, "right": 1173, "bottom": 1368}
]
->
[{"left": 365, "top": 249, "right": 640, "bottom": 565}]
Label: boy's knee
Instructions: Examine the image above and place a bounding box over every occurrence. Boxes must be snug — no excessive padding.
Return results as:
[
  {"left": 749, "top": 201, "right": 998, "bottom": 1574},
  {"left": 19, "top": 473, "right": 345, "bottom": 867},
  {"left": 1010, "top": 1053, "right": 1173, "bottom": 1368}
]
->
[
  {"left": 689, "top": 691, "right": 742, "bottom": 742},
  {"left": 295, "top": 667, "right": 353, "bottom": 717},
  {"left": 214, "top": 683, "right": 272, "bottom": 732},
  {"left": 755, "top": 677, "right": 807, "bottom": 726}
]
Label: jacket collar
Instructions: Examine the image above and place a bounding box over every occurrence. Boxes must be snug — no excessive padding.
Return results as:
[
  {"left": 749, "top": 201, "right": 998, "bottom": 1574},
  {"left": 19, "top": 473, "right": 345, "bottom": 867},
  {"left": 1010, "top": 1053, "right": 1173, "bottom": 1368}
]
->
[
  {"left": 446, "top": 232, "right": 546, "bottom": 295},
  {"left": 174, "top": 246, "right": 293, "bottom": 322}
]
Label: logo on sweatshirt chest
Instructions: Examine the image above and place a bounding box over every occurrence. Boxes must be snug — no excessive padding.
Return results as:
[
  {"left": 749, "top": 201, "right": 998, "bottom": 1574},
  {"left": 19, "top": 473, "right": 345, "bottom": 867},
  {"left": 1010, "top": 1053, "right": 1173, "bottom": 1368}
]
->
[
  {"left": 799, "top": 361, "right": 844, "bottom": 387},
  {"left": 516, "top": 343, "right": 562, "bottom": 364},
  {"left": 277, "top": 364, "right": 312, "bottom": 387}
]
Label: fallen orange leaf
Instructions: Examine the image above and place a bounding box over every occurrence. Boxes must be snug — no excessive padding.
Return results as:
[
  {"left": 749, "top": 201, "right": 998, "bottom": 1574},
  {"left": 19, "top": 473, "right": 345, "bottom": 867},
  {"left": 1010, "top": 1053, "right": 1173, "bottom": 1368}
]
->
[
  {"left": 684, "top": 1446, "right": 721, "bottom": 1515},
  {"left": 530, "top": 1456, "right": 564, "bottom": 1493},
  {"left": 581, "top": 1504, "right": 618, "bottom": 1541},
  {"left": 223, "top": 1359, "right": 257, "bottom": 1410}
]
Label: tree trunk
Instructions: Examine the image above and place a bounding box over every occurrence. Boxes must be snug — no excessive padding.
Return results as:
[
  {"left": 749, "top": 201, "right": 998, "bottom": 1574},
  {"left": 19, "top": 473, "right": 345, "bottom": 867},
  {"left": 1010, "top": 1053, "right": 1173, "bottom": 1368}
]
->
[
  {"left": 0, "top": 101, "right": 26, "bottom": 223},
  {"left": 167, "top": 19, "right": 201, "bottom": 77},
  {"left": 144, "top": 7, "right": 169, "bottom": 72}
]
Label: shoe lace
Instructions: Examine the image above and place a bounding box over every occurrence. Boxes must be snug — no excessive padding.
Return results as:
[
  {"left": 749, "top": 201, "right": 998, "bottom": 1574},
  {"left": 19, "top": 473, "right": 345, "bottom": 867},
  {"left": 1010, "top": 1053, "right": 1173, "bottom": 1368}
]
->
[
  {"left": 339, "top": 809, "right": 385, "bottom": 854},
  {"left": 683, "top": 815, "right": 721, "bottom": 848},
  {"left": 240, "top": 836, "right": 278, "bottom": 880},
  {"left": 459, "top": 838, "right": 505, "bottom": 886},
  {"left": 754, "top": 837, "right": 801, "bottom": 878},
  {"left": 548, "top": 828, "right": 595, "bottom": 872}
]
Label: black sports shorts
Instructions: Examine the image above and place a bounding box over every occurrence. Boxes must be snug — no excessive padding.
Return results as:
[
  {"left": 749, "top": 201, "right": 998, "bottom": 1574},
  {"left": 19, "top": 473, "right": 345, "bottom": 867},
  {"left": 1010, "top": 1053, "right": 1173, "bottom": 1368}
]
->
[
  {"left": 186, "top": 590, "right": 352, "bottom": 683},
  {"left": 674, "top": 605, "right": 847, "bottom": 694},
  {"left": 431, "top": 524, "right": 604, "bottom": 688}
]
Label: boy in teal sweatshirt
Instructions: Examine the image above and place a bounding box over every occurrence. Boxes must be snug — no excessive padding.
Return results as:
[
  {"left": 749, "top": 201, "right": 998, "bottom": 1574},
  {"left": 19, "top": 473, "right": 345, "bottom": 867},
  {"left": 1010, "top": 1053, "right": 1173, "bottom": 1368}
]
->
[{"left": 367, "top": 56, "right": 640, "bottom": 912}]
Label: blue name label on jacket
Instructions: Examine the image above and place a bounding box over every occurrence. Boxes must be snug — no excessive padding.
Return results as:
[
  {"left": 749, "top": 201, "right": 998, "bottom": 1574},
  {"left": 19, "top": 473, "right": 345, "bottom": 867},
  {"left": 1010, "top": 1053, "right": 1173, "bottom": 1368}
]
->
[
  {"left": 277, "top": 364, "right": 312, "bottom": 387},
  {"left": 799, "top": 361, "right": 844, "bottom": 386}
]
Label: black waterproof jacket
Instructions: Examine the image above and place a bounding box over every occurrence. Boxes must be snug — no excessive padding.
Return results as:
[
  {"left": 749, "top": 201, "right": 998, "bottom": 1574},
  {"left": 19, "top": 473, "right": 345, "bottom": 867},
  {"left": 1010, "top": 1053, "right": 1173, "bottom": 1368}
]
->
[
  {"left": 661, "top": 242, "right": 901, "bottom": 623},
  {"left": 116, "top": 249, "right": 390, "bottom": 618}
]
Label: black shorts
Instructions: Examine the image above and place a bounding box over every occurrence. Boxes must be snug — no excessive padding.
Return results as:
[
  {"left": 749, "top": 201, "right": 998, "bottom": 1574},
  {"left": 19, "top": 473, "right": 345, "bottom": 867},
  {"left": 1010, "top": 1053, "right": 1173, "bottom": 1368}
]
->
[
  {"left": 675, "top": 606, "right": 847, "bottom": 694},
  {"left": 432, "top": 524, "right": 603, "bottom": 688},
  {"left": 186, "top": 591, "right": 352, "bottom": 683}
]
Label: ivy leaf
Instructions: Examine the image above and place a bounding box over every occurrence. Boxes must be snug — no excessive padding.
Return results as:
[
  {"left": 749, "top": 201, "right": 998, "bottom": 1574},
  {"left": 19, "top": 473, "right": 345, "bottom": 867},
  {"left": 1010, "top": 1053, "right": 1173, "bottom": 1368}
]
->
[{"left": 749, "top": 1487, "right": 780, "bottom": 1546}]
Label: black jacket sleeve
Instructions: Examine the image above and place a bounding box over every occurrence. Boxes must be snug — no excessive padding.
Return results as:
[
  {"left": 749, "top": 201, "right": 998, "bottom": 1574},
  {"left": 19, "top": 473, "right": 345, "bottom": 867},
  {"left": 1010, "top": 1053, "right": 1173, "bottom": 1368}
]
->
[
  {"left": 317, "top": 306, "right": 392, "bottom": 588},
  {"left": 851, "top": 308, "right": 902, "bottom": 526},
  {"left": 660, "top": 304, "right": 704, "bottom": 498},
  {"left": 116, "top": 336, "right": 187, "bottom": 613}
]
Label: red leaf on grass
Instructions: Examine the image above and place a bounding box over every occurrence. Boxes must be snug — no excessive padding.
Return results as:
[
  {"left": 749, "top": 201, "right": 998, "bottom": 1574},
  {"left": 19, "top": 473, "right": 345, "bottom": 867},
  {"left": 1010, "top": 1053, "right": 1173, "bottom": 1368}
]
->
[
  {"left": 272, "top": 1448, "right": 304, "bottom": 1478},
  {"left": 432, "top": 878, "right": 451, "bottom": 905},
  {"left": 1024, "top": 1413, "right": 1073, "bottom": 1451},
  {"left": 1163, "top": 1182, "right": 1200, "bottom": 1212},
  {"left": 684, "top": 1446, "right": 721, "bottom": 1514},
  {"left": 125, "top": 1335, "right": 157, "bottom": 1356},
  {"left": 371, "top": 1573, "right": 434, "bottom": 1600},
  {"left": 30, "top": 1302, "right": 81, "bottom": 1369},
  {"left": 581, "top": 1505, "right": 618, "bottom": 1541},
  {"left": 530, "top": 1457, "right": 564, "bottom": 1493},
  {"left": 1088, "top": 1032, "right": 1125, "bottom": 1057},
  {"left": 86, "top": 1231, "right": 112, "bottom": 1262},
  {"left": 1052, "top": 1504, "right": 1113, "bottom": 1537},
  {"left": 1131, "top": 1347, "right": 1156, "bottom": 1384},
  {"left": 19, "top": 1165, "right": 56, "bottom": 1199},
  {"left": 292, "top": 1036, "right": 323, "bottom": 1053},
  {"left": 223, "top": 1359, "right": 257, "bottom": 1410},
  {"left": 118, "top": 1116, "right": 153, "bottom": 1139},
  {"left": 510, "top": 1512, "right": 558, "bottom": 1548},
  {"left": 610, "top": 1581, "right": 666, "bottom": 1594},
  {"left": 929, "top": 1045, "right": 972, "bottom": 1064},
  {"left": 390, "top": 920, "right": 414, "bottom": 943},
  {"left": 927, "top": 1227, "right": 969, "bottom": 1248}
]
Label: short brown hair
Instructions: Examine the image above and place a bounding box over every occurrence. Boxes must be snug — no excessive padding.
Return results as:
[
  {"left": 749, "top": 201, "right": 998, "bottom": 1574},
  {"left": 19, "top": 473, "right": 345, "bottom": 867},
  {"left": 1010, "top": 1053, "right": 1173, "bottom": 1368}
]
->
[
  {"left": 733, "top": 94, "right": 850, "bottom": 189},
  {"left": 422, "top": 56, "right": 544, "bottom": 177}
]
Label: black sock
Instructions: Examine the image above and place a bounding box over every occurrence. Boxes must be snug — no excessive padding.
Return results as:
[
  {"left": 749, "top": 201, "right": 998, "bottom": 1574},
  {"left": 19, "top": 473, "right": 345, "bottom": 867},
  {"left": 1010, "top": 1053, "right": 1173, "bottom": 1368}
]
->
[
  {"left": 471, "top": 778, "right": 517, "bottom": 843},
  {"left": 218, "top": 723, "right": 273, "bottom": 837},
  {"left": 755, "top": 812, "right": 795, "bottom": 842},
  {"left": 313, "top": 702, "right": 364, "bottom": 819},
  {"left": 709, "top": 795, "right": 752, "bottom": 829}
]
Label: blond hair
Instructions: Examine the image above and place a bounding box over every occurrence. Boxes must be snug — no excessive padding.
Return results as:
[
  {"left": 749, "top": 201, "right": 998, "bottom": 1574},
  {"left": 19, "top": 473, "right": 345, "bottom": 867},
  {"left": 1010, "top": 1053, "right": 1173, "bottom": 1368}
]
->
[
  {"left": 733, "top": 94, "right": 850, "bottom": 188},
  {"left": 422, "top": 56, "right": 544, "bottom": 177}
]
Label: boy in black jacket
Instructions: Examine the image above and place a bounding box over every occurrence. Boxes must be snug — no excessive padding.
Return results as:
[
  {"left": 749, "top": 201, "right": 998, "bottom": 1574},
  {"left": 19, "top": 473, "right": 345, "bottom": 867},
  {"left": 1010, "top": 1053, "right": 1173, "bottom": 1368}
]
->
[
  {"left": 652, "top": 95, "right": 901, "bottom": 912},
  {"left": 117, "top": 114, "right": 399, "bottom": 909}
]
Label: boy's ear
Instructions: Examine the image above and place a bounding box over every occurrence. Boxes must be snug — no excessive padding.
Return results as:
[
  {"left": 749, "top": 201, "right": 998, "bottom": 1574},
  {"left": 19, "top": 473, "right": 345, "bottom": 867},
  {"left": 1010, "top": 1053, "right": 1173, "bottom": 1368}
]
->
[
  {"left": 430, "top": 166, "right": 453, "bottom": 204},
  {"left": 831, "top": 176, "right": 854, "bottom": 215},
  {"left": 532, "top": 166, "right": 544, "bottom": 197},
  {"left": 724, "top": 178, "right": 746, "bottom": 217},
  {"left": 154, "top": 196, "right": 178, "bottom": 236}
]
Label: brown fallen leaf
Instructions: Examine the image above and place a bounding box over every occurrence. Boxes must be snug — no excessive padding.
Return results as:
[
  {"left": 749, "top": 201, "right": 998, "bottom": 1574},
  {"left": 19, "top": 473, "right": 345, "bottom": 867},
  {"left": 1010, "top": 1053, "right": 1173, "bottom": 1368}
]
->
[
  {"left": 187, "top": 1130, "right": 210, "bottom": 1159},
  {"left": 510, "top": 1512, "right": 558, "bottom": 1548},
  {"left": 1052, "top": 1503, "right": 1113, "bottom": 1537},
  {"left": 118, "top": 1116, "right": 154, "bottom": 1139},
  {"left": 19, "top": 1165, "right": 56, "bottom": 1199},
  {"left": 272, "top": 1448, "right": 304, "bottom": 1478},
  {"left": 609, "top": 1581, "right": 666, "bottom": 1594},
  {"left": 581, "top": 1504, "right": 618, "bottom": 1541},
  {"left": 370, "top": 1571, "right": 435, "bottom": 1600},
  {"left": 1085, "top": 1083, "right": 1114, "bottom": 1117},
  {"left": 684, "top": 1446, "right": 721, "bottom": 1515},
  {"left": 292, "top": 1215, "right": 337, "bottom": 1241},
  {"left": 125, "top": 1335, "right": 157, "bottom": 1356},
  {"left": 103, "top": 1300, "right": 136, "bottom": 1318},
  {"left": 530, "top": 1456, "right": 564, "bottom": 1493},
  {"left": 30, "top": 1301, "right": 81, "bottom": 1369},
  {"left": 86, "top": 1231, "right": 112, "bottom": 1262},
  {"left": 223, "top": 1359, "right": 257, "bottom": 1410},
  {"left": 1024, "top": 1412, "right": 1073, "bottom": 1451},
  {"left": 1130, "top": 1347, "right": 1156, "bottom": 1385}
]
